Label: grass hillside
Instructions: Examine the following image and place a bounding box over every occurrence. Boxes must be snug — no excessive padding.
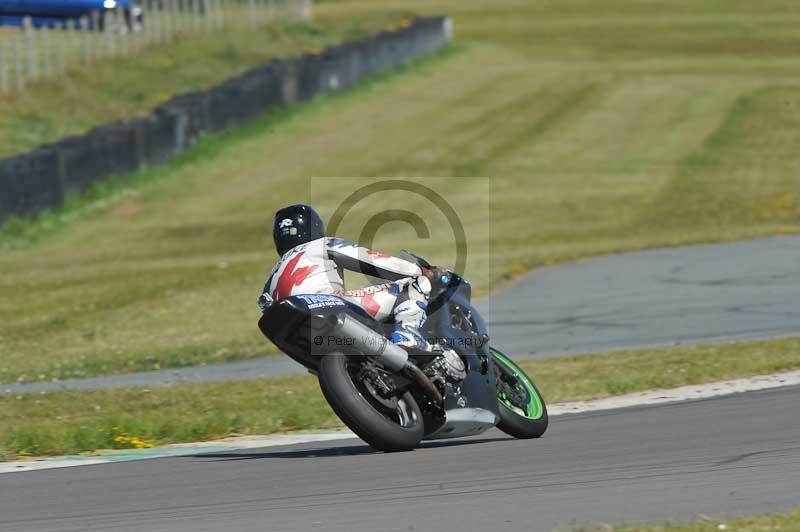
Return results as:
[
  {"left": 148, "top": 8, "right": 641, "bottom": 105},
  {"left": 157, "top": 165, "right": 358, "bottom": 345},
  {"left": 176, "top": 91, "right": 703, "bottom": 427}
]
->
[
  {"left": 0, "top": 9, "right": 406, "bottom": 158},
  {"left": 1, "top": 0, "right": 799, "bottom": 385}
]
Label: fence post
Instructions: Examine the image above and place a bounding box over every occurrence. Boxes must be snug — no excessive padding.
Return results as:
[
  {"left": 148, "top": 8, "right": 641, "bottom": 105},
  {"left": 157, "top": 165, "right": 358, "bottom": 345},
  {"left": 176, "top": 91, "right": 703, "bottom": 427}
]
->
[
  {"left": 152, "top": 0, "right": 162, "bottom": 44},
  {"left": 23, "top": 16, "right": 38, "bottom": 81},
  {"left": 173, "top": 0, "right": 181, "bottom": 40},
  {"left": 91, "top": 11, "right": 101, "bottom": 60},
  {"left": 174, "top": 0, "right": 182, "bottom": 34},
  {"left": 165, "top": 0, "right": 174, "bottom": 41},
  {"left": 104, "top": 10, "right": 114, "bottom": 56},
  {"left": 129, "top": 13, "right": 138, "bottom": 51},
  {"left": 164, "top": 0, "right": 170, "bottom": 42},
  {"left": 151, "top": 0, "right": 158, "bottom": 43},
  {"left": 172, "top": 0, "right": 179, "bottom": 39},
  {"left": 201, "top": 0, "right": 211, "bottom": 32},
  {"left": 56, "top": 22, "right": 66, "bottom": 76},
  {"left": 188, "top": 0, "right": 195, "bottom": 33},
  {"left": 183, "top": 0, "right": 192, "bottom": 34},
  {"left": 117, "top": 7, "right": 127, "bottom": 55},
  {"left": 184, "top": 0, "right": 190, "bottom": 33},
  {"left": 142, "top": 1, "right": 151, "bottom": 45},
  {"left": 192, "top": 0, "right": 200, "bottom": 32},
  {"left": 174, "top": 0, "right": 181, "bottom": 40},
  {"left": 42, "top": 25, "right": 52, "bottom": 79},
  {"left": 0, "top": 43, "right": 8, "bottom": 95},
  {"left": 14, "top": 32, "right": 25, "bottom": 92},
  {"left": 215, "top": 0, "right": 224, "bottom": 30},
  {"left": 65, "top": 19, "right": 75, "bottom": 70},
  {"left": 178, "top": 0, "right": 185, "bottom": 36},
  {"left": 161, "top": 0, "right": 169, "bottom": 41},
  {"left": 80, "top": 16, "right": 90, "bottom": 64}
]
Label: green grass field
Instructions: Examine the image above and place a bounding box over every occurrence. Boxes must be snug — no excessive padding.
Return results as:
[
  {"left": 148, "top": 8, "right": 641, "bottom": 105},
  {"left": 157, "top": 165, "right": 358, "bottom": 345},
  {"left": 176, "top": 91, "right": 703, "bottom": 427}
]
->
[
  {"left": 611, "top": 508, "right": 800, "bottom": 532},
  {"left": 1, "top": 0, "right": 800, "bottom": 384},
  {"left": 0, "top": 8, "right": 406, "bottom": 158},
  {"left": 2, "top": 336, "right": 799, "bottom": 458}
]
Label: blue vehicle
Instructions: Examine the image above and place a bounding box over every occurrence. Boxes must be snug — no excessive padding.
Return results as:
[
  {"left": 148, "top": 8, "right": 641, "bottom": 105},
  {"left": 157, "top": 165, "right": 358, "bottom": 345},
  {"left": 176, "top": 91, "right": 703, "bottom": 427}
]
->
[{"left": 0, "top": 0, "right": 140, "bottom": 29}]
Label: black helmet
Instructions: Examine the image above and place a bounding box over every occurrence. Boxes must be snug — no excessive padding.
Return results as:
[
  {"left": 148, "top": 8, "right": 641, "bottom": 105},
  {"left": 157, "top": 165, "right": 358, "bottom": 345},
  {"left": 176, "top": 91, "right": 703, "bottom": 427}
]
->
[{"left": 272, "top": 204, "right": 325, "bottom": 256}]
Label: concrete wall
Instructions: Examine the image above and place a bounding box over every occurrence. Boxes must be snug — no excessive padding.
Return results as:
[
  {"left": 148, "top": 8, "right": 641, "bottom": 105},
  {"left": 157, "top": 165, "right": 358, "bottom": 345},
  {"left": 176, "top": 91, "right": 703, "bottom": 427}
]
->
[{"left": 0, "top": 16, "right": 451, "bottom": 223}]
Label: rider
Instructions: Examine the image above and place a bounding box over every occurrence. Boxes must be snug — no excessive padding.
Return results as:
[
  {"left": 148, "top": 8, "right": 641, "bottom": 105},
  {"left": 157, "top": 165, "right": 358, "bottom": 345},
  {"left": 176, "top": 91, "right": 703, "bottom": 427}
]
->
[{"left": 258, "top": 204, "right": 440, "bottom": 351}]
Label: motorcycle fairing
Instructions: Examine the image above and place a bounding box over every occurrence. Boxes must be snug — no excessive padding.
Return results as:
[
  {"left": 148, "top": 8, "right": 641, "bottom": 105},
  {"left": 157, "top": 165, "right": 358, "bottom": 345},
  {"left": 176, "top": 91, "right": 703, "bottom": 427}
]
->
[{"left": 419, "top": 278, "right": 501, "bottom": 439}]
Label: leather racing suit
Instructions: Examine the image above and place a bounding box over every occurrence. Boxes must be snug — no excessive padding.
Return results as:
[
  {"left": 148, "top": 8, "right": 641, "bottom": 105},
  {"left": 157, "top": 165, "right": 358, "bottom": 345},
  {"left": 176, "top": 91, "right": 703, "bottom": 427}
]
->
[{"left": 259, "top": 237, "right": 432, "bottom": 349}]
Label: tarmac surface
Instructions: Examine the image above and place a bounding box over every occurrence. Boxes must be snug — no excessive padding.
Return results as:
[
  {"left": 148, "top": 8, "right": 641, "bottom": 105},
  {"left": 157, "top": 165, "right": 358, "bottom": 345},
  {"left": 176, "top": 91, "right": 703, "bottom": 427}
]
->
[
  {"left": 4, "top": 236, "right": 799, "bottom": 394},
  {"left": 2, "top": 385, "right": 799, "bottom": 531},
  {"left": 479, "top": 235, "right": 800, "bottom": 358}
]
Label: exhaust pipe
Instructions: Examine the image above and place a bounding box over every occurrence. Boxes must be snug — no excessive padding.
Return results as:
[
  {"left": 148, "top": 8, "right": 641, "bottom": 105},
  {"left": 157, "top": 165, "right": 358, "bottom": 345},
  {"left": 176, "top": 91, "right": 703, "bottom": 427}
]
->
[
  {"left": 402, "top": 361, "right": 444, "bottom": 405},
  {"left": 332, "top": 315, "right": 443, "bottom": 405},
  {"left": 332, "top": 315, "right": 409, "bottom": 372}
]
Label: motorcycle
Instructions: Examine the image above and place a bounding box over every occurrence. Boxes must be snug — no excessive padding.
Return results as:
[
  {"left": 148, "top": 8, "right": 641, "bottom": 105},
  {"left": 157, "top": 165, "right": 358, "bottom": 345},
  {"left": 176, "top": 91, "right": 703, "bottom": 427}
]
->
[{"left": 257, "top": 251, "right": 548, "bottom": 452}]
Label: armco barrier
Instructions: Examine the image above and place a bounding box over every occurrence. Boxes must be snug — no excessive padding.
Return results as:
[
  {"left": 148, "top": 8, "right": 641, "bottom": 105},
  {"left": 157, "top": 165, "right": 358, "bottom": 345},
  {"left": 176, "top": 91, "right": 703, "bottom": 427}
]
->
[
  {"left": 0, "top": 149, "right": 63, "bottom": 218},
  {"left": 0, "top": 16, "right": 452, "bottom": 224}
]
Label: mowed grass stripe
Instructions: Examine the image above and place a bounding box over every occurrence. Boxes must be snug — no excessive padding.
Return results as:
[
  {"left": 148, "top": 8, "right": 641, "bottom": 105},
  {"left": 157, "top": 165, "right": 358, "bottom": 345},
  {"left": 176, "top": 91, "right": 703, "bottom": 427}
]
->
[
  {"left": 454, "top": 82, "right": 603, "bottom": 177},
  {"left": 644, "top": 85, "right": 800, "bottom": 228}
]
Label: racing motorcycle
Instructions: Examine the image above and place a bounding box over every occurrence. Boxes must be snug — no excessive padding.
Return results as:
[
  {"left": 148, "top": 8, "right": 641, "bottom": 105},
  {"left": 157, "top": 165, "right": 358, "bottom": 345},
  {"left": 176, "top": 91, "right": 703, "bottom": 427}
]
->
[{"left": 258, "top": 251, "right": 548, "bottom": 452}]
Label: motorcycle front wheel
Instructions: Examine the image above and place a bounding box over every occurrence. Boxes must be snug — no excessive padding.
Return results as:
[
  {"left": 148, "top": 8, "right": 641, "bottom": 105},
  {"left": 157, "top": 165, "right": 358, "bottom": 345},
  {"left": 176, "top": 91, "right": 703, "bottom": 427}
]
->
[
  {"left": 318, "top": 353, "right": 425, "bottom": 452},
  {"left": 491, "top": 347, "right": 549, "bottom": 439}
]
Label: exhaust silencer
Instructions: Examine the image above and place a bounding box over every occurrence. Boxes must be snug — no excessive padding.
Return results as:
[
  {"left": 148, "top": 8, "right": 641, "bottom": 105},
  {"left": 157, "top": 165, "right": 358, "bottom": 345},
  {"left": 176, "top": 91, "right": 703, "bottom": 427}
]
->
[{"left": 332, "top": 315, "right": 408, "bottom": 372}]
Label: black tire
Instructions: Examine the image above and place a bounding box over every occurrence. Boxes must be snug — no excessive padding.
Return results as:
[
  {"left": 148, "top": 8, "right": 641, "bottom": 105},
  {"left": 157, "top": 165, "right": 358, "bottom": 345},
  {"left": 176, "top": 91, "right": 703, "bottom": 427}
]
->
[
  {"left": 318, "top": 353, "right": 424, "bottom": 452},
  {"left": 492, "top": 348, "right": 549, "bottom": 439}
]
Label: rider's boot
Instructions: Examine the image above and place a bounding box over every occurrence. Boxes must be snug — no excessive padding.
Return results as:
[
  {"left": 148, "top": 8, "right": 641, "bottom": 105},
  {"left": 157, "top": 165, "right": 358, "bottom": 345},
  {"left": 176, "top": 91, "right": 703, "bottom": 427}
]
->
[{"left": 390, "top": 277, "right": 432, "bottom": 352}]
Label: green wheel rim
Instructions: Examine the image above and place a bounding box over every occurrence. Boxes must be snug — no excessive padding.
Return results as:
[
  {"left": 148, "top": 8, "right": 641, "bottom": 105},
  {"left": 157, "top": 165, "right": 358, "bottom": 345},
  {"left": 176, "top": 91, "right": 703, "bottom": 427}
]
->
[{"left": 491, "top": 348, "right": 544, "bottom": 420}]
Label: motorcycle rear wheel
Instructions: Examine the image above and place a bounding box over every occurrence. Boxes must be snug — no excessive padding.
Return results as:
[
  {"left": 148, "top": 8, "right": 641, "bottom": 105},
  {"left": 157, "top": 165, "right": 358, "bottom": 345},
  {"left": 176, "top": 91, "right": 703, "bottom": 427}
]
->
[
  {"left": 492, "top": 347, "right": 549, "bottom": 439},
  {"left": 318, "top": 353, "right": 424, "bottom": 452}
]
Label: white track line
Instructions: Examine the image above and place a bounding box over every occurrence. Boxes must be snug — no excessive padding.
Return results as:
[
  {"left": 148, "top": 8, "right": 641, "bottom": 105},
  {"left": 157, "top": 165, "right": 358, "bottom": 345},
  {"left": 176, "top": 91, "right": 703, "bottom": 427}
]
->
[
  {"left": 3, "top": 370, "right": 799, "bottom": 474},
  {"left": 547, "top": 369, "right": 800, "bottom": 415}
]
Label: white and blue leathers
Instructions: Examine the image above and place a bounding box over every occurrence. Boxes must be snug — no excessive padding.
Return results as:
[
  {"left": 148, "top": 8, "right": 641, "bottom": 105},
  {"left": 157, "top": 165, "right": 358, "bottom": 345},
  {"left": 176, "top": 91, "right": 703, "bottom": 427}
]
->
[{"left": 260, "top": 237, "right": 432, "bottom": 350}]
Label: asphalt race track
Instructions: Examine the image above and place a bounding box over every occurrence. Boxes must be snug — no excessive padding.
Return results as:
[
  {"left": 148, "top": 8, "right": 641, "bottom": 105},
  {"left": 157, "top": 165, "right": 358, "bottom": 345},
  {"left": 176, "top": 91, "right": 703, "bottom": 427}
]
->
[
  {"left": 479, "top": 235, "right": 800, "bottom": 358},
  {"left": 2, "top": 386, "right": 799, "bottom": 531},
  {"left": 5, "top": 236, "right": 800, "bottom": 394}
]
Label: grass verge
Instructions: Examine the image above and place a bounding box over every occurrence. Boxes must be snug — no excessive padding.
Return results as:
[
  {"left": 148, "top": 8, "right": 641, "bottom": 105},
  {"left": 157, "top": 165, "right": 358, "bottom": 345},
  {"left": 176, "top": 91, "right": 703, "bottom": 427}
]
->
[
  {"left": 2, "top": 336, "right": 799, "bottom": 459},
  {"left": 608, "top": 508, "right": 800, "bottom": 531},
  {"left": 515, "top": 337, "right": 800, "bottom": 404}
]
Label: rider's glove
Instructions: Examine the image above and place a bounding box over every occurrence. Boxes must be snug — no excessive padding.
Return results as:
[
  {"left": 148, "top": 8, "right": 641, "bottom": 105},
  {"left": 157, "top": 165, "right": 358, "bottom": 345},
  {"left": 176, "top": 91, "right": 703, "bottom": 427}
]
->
[
  {"left": 422, "top": 265, "right": 449, "bottom": 282},
  {"left": 421, "top": 266, "right": 451, "bottom": 297}
]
